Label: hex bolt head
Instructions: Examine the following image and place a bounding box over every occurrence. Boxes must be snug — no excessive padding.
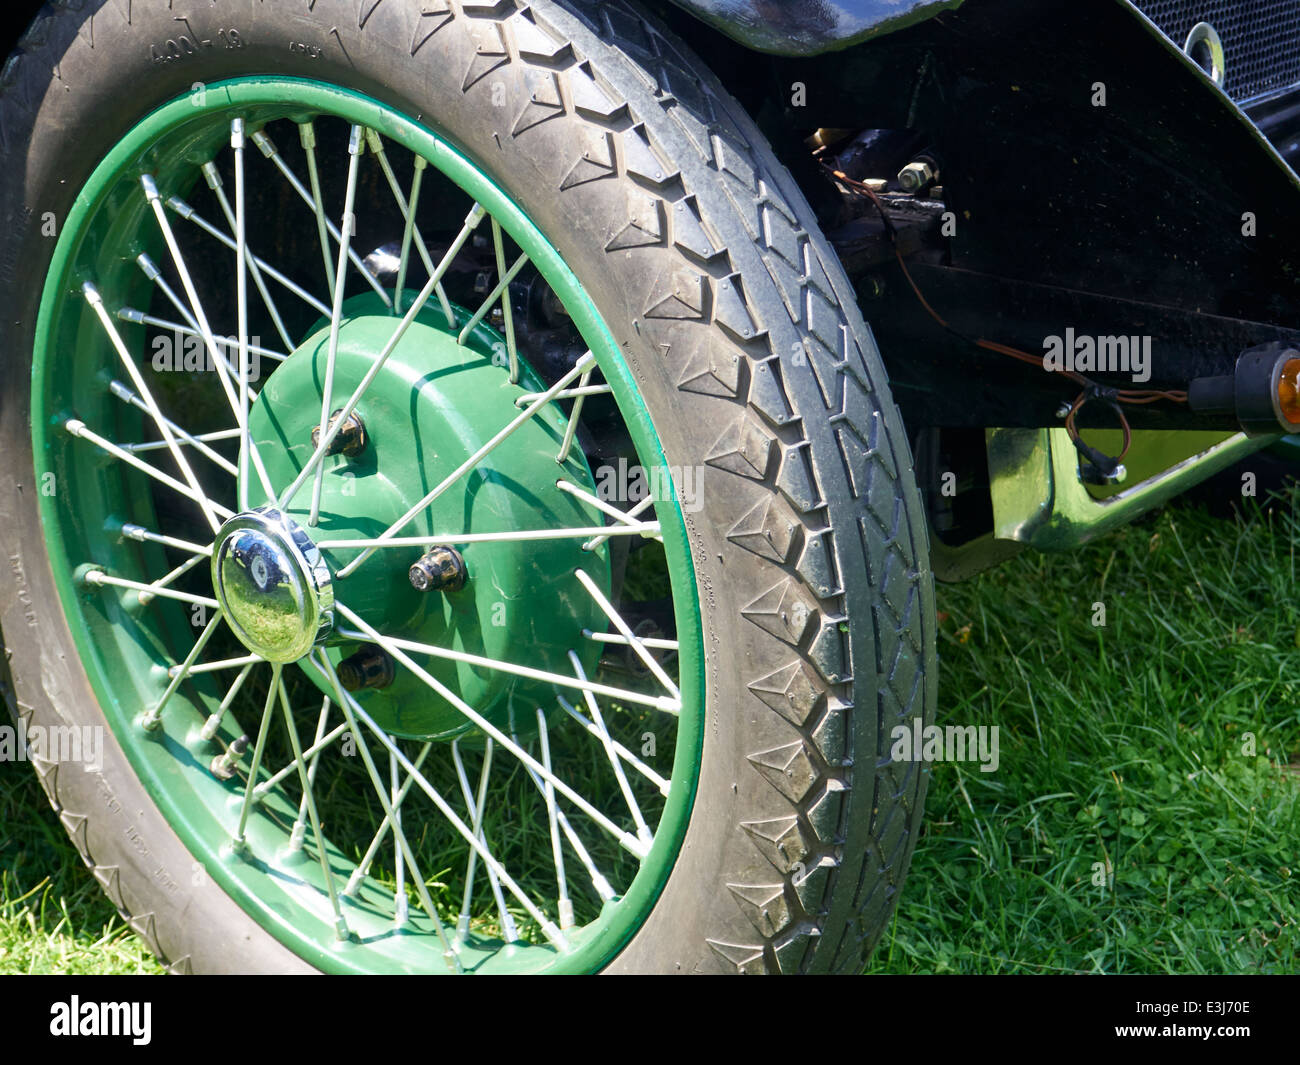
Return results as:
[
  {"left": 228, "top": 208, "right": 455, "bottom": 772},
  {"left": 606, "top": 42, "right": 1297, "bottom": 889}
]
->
[
  {"left": 409, "top": 546, "right": 467, "bottom": 593},
  {"left": 337, "top": 649, "right": 396, "bottom": 693},
  {"left": 897, "top": 160, "right": 938, "bottom": 193},
  {"left": 311, "top": 409, "right": 367, "bottom": 457}
]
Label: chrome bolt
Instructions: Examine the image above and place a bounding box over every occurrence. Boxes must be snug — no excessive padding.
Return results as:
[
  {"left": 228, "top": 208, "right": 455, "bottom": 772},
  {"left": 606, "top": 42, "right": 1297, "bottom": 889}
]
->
[
  {"left": 311, "top": 409, "right": 367, "bottom": 457},
  {"left": 337, "top": 648, "right": 396, "bottom": 692},
  {"left": 409, "top": 546, "right": 467, "bottom": 593}
]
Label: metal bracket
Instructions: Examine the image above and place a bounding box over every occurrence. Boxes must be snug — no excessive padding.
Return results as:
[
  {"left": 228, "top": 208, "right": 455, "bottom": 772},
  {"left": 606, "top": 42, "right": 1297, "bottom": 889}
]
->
[{"left": 987, "top": 427, "right": 1275, "bottom": 551}]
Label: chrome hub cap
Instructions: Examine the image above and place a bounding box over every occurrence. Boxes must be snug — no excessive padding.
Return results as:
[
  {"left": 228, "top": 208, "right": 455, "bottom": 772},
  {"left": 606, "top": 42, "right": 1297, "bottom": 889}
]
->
[{"left": 212, "top": 506, "right": 334, "bottom": 663}]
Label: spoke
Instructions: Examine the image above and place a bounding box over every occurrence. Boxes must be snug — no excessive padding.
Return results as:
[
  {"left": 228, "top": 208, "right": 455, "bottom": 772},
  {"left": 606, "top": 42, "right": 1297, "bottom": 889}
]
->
[
  {"left": 118, "top": 522, "right": 213, "bottom": 559},
  {"left": 574, "top": 569, "right": 680, "bottom": 701},
  {"left": 584, "top": 629, "right": 679, "bottom": 652},
  {"left": 334, "top": 601, "right": 653, "bottom": 856},
  {"left": 336, "top": 351, "right": 596, "bottom": 578},
  {"left": 365, "top": 130, "right": 455, "bottom": 323},
  {"left": 119, "top": 308, "right": 288, "bottom": 361},
  {"left": 489, "top": 219, "right": 521, "bottom": 384},
  {"left": 277, "top": 203, "right": 488, "bottom": 511},
  {"left": 288, "top": 697, "right": 332, "bottom": 854},
  {"left": 134, "top": 255, "right": 259, "bottom": 397},
  {"left": 456, "top": 249, "right": 529, "bottom": 347},
  {"left": 321, "top": 654, "right": 569, "bottom": 951},
  {"left": 84, "top": 284, "right": 222, "bottom": 533},
  {"left": 138, "top": 554, "right": 208, "bottom": 608},
  {"left": 535, "top": 709, "right": 573, "bottom": 930},
  {"left": 198, "top": 158, "right": 295, "bottom": 351},
  {"left": 135, "top": 253, "right": 250, "bottom": 387},
  {"left": 299, "top": 121, "right": 337, "bottom": 300},
  {"left": 200, "top": 661, "right": 254, "bottom": 742},
  {"left": 233, "top": 120, "right": 253, "bottom": 512},
  {"left": 141, "top": 609, "right": 224, "bottom": 730},
  {"left": 82, "top": 568, "right": 219, "bottom": 610},
  {"left": 274, "top": 674, "right": 352, "bottom": 941},
  {"left": 163, "top": 200, "right": 332, "bottom": 318},
  {"left": 451, "top": 739, "right": 518, "bottom": 944},
  {"left": 556, "top": 478, "right": 648, "bottom": 530},
  {"left": 65, "top": 419, "right": 235, "bottom": 521},
  {"left": 342, "top": 741, "right": 435, "bottom": 896},
  {"left": 585, "top": 493, "right": 656, "bottom": 550},
  {"left": 120, "top": 518, "right": 214, "bottom": 609},
  {"left": 569, "top": 652, "right": 652, "bottom": 847},
  {"left": 122, "top": 427, "right": 243, "bottom": 454},
  {"left": 322, "top": 522, "right": 659, "bottom": 552},
  {"left": 309, "top": 125, "right": 366, "bottom": 527},
  {"left": 252, "top": 721, "right": 350, "bottom": 803},
  {"left": 250, "top": 130, "right": 392, "bottom": 308},
  {"left": 334, "top": 623, "right": 679, "bottom": 714},
  {"left": 518, "top": 755, "right": 617, "bottom": 903},
  {"left": 109, "top": 379, "right": 239, "bottom": 477},
  {"left": 140, "top": 175, "right": 276, "bottom": 502},
  {"left": 555, "top": 365, "right": 592, "bottom": 464},
  {"left": 168, "top": 653, "right": 259, "bottom": 678},
  {"left": 233, "top": 664, "right": 279, "bottom": 847},
  {"left": 389, "top": 749, "right": 409, "bottom": 927},
  {"left": 515, "top": 384, "right": 612, "bottom": 407},
  {"left": 556, "top": 695, "right": 671, "bottom": 797},
  {"left": 395, "top": 155, "right": 427, "bottom": 316},
  {"left": 315, "top": 656, "right": 463, "bottom": 968}
]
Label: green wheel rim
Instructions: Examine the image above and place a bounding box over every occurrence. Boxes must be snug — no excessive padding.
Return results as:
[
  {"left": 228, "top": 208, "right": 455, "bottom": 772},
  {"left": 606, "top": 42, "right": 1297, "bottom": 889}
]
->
[{"left": 33, "top": 77, "right": 703, "bottom": 974}]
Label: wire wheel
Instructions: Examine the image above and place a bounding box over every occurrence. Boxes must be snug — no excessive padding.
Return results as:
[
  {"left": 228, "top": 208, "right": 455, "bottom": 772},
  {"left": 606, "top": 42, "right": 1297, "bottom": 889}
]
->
[{"left": 34, "top": 78, "right": 703, "bottom": 974}]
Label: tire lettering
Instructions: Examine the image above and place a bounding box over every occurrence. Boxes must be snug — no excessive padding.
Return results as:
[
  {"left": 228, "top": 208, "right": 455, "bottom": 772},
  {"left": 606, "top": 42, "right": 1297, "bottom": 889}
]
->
[{"left": 151, "top": 27, "right": 241, "bottom": 63}]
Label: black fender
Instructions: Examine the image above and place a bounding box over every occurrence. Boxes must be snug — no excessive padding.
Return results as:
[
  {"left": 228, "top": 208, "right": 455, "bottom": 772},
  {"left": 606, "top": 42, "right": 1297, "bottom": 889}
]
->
[{"left": 663, "top": 0, "right": 964, "bottom": 56}]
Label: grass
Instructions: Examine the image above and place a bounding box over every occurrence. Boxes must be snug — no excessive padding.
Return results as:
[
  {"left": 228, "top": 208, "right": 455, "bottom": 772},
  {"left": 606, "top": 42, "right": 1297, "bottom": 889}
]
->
[
  {"left": 868, "top": 489, "right": 1300, "bottom": 974},
  {"left": 0, "top": 762, "right": 162, "bottom": 974},
  {"left": 3, "top": 489, "right": 1298, "bottom": 973}
]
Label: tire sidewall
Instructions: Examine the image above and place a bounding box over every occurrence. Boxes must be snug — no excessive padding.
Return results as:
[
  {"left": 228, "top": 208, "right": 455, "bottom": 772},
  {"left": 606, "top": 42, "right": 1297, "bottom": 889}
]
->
[{"left": 0, "top": 0, "right": 933, "bottom": 974}]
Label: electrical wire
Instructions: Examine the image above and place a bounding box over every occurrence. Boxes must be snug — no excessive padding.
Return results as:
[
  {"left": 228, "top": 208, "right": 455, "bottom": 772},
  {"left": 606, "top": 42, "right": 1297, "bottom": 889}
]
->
[{"left": 823, "top": 164, "right": 1188, "bottom": 469}]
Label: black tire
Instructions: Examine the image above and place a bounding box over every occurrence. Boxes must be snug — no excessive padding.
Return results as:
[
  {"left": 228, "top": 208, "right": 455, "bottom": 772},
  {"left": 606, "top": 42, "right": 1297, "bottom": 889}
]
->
[{"left": 0, "top": 0, "right": 936, "bottom": 974}]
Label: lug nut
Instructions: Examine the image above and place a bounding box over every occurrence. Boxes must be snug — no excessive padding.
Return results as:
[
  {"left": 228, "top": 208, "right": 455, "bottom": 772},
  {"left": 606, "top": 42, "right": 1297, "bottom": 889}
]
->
[
  {"left": 409, "top": 547, "right": 467, "bottom": 593},
  {"left": 337, "top": 648, "right": 396, "bottom": 692},
  {"left": 210, "top": 735, "right": 251, "bottom": 780},
  {"left": 897, "top": 159, "right": 938, "bottom": 193},
  {"left": 311, "top": 409, "right": 367, "bottom": 457}
]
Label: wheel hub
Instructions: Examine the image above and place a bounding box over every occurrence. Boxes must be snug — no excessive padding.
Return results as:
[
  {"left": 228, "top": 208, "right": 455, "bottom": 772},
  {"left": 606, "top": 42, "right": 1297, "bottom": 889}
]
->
[
  {"left": 241, "top": 292, "right": 611, "bottom": 738},
  {"left": 212, "top": 507, "right": 334, "bottom": 664}
]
